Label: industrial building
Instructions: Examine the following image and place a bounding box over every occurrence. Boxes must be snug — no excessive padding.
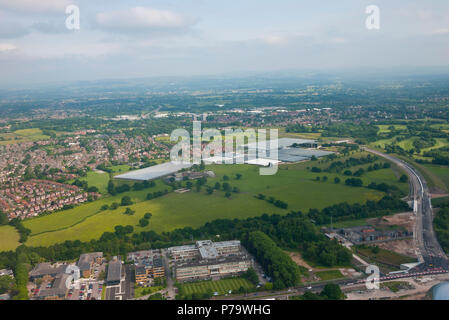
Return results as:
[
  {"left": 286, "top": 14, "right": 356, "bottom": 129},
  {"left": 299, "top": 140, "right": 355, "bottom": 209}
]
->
[
  {"left": 114, "top": 161, "right": 192, "bottom": 181},
  {"left": 333, "top": 226, "right": 413, "bottom": 244}
]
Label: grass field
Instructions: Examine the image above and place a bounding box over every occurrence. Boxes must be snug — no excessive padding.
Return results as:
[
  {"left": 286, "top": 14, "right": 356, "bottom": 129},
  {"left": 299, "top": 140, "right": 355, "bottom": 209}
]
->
[
  {"left": 0, "top": 128, "right": 50, "bottom": 145},
  {"left": 377, "top": 125, "right": 407, "bottom": 134},
  {"left": 70, "top": 171, "right": 110, "bottom": 194},
  {"left": 179, "top": 278, "right": 254, "bottom": 296},
  {"left": 134, "top": 286, "right": 164, "bottom": 298},
  {"left": 354, "top": 246, "right": 416, "bottom": 272},
  {"left": 315, "top": 270, "right": 345, "bottom": 281},
  {"left": 18, "top": 154, "right": 405, "bottom": 247},
  {"left": 421, "top": 164, "right": 449, "bottom": 193},
  {"left": 0, "top": 225, "right": 20, "bottom": 252}
]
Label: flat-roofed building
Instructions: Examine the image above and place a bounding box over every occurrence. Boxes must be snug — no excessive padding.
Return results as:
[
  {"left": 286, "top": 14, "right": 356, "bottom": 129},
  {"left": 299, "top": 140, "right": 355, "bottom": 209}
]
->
[
  {"left": 168, "top": 244, "right": 200, "bottom": 261},
  {"left": 174, "top": 255, "right": 252, "bottom": 282},
  {"left": 29, "top": 263, "right": 67, "bottom": 281},
  {"left": 106, "top": 260, "right": 122, "bottom": 286},
  {"left": 135, "top": 265, "right": 149, "bottom": 284},
  {"left": 152, "top": 257, "right": 165, "bottom": 278},
  {"left": 169, "top": 240, "right": 252, "bottom": 282}
]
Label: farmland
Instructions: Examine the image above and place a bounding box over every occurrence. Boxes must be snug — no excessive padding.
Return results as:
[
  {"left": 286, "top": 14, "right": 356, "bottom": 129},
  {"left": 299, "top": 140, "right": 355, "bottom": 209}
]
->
[{"left": 0, "top": 128, "right": 50, "bottom": 145}]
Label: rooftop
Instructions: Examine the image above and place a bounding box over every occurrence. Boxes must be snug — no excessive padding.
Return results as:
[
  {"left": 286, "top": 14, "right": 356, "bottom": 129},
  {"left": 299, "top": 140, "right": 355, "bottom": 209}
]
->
[
  {"left": 107, "top": 261, "right": 122, "bottom": 283},
  {"left": 114, "top": 162, "right": 192, "bottom": 181}
]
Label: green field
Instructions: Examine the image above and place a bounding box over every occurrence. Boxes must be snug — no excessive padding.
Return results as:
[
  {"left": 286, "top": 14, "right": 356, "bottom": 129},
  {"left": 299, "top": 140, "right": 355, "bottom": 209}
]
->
[
  {"left": 0, "top": 226, "right": 20, "bottom": 252},
  {"left": 421, "top": 164, "right": 449, "bottom": 193},
  {"left": 354, "top": 246, "right": 416, "bottom": 272},
  {"left": 0, "top": 128, "right": 50, "bottom": 145},
  {"left": 9, "top": 151, "right": 410, "bottom": 248},
  {"left": 315, "top": 270, "right": 345, "bottom": 281},
  {"left": 71, "top": 171, "right": 110, "bottom": 194},
  {"left": 179, "top": 277, "right": 254, "bottom": 296},
  {"left": 377, "top": 125, "right": 407, "bottom": 134}
]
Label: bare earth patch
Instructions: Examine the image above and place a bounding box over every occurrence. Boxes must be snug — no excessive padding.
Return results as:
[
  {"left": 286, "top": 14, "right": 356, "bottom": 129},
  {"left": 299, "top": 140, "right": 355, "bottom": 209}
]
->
[{"left": 288, "top": 252, "right": 312, "bottom": 270}]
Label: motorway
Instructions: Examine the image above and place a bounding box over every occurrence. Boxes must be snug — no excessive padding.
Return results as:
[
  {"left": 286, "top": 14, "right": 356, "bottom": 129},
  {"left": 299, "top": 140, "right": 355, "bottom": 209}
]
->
[{"left": 363, "top": 147, "right": 449, "bottom": 271}]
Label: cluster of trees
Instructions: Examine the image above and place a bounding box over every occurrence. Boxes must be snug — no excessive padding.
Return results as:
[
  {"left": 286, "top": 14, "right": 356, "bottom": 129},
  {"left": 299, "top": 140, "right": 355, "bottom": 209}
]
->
[
  {"left": 256, "top": 194, "right": 288, "bottom": 209},
  {"left": 244, "top": 231, "right": 300, "bottom": 290},
  {"left": 307, "top": 196, "right": 409, "bottom": 225},
  {"left": 71, "top": 179, "right": 98, "bottom": 193},
  {"left": 322, "top": 123, "right": 380, "bottom": 143},
  {"left": 345, "top": 178, "right": 363, "bottom": 187},
  {"left": 367, "top": 182, "right": 401, "bottom": 197},
  {"left": 291, "top": 283, "right": 344, "bottom": 300},
  {"left": 146, "top": 189, "right": 169, "bottom": 200},
  {"left": 8, "top": 218, "right": 31, "bottom": 243},
  {"left": 422, "top": 148, "right": 449, "bottom": 165},
  {"left": 122, "top": 208, "right": 135, "bottom": 216},
  {"left": 108, "top": 179, "right": 156, "bottom": 196},
  {"left": 139, "top": 213, "right": 152, "bottom": 227},
  {"left": 302, "top": 240, "right": 352, "bottom": 267},
  {"left": 434, "top": 207, "right": 449, "bottom": 254},
  {"left": 325, "top": 155, "right": 379, "bottom": 173}
]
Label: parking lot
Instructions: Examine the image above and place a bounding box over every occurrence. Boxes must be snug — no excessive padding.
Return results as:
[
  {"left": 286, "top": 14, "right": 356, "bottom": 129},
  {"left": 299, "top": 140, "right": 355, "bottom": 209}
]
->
[{"left": 67, "top": 280, "right": 104, "bottom": 300}]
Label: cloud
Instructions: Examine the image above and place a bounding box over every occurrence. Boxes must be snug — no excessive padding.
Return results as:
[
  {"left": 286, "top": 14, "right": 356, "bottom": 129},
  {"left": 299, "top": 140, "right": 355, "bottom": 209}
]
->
[
  {"left": 261, "top": 35, "right": 288, "bottom": 46},
  {"left": 433, "top": 28, "right": 449, "bottom": 35},
  {"left": 0, "top": 43, "right": 16, "bottom": 52},
  {"left": 95, "top": 6, "right": 197, "bottom": 35},
  {"left": 0, "top": 0, "right": 70, "bottom": 14},
  {"left": 31, "top": 22, "right": 68, "bottom": 34},
  {"left": 0, "top": 12, "right": 30, "bottom": 38}
]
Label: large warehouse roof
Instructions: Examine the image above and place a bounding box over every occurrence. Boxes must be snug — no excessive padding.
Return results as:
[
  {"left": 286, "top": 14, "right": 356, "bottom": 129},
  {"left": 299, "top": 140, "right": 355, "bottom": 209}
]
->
[
  {"left": 244, "top": 138, "right": 317, "bottom": 150},
  {"left": 114, "top": 162, "right": 192, "bottom": 181}
]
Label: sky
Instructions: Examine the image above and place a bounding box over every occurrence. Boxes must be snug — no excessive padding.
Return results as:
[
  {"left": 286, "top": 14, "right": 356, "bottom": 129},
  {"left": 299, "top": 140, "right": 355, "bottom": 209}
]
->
[{"left": 1, "top": 0, "right": 449, "bottom": 85}]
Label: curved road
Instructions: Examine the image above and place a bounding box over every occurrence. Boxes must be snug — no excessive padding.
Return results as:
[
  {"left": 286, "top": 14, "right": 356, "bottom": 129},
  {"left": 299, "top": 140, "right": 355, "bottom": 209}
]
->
[{"left": 363, "top": 147, "right": 448, "bottom": 270}]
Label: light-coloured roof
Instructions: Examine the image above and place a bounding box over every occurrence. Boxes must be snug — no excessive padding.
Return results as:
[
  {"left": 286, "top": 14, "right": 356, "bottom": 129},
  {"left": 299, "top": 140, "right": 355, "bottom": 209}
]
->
[
  {"left": 114, "top": 161, "right": 192, "bottom": 181},
  {"left": 244, "top": 138, "right": 317, "bottom": 150}
]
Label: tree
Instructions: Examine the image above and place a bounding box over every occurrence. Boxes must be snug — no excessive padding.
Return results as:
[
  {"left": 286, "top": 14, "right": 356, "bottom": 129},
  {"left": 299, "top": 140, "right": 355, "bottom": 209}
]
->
[
  {"left": 139, "top": 218, "right": 149, "bottom": 227},
  {"left": 320, "top": 284, "right": 344, "bottom": 300},
  {"left": 87, "top": 186, "right": 99, "bottom": 193},
  {"left": 123, "top": 208, "right": 135, "bottom": 215},
  {"left": 107, "top": 180, "right": 116, "bottom": 195},
  {"left": 236, "top": 173, "right": 242, "bottom": 180},
  {"left": 243, "top": 268, "right": 259, "bottom": 285},
  {"left": 0, "top": 275, "right": 15, "bottom": 294},
  {"left": 334, "top": 177, "right": 341, "bottom": 184},
  {"left": 0, "top": 211, "right": 8, "bottom": 225},
  {"left": 399, "top": 175, "right": 408, "bottom": 183},
  {"left": 121, "top": 196, "right": 133, "bottom": 206}
]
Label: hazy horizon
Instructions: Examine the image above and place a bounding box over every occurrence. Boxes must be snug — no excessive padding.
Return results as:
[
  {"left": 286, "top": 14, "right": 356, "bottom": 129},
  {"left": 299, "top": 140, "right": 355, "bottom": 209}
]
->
[{"left": 1, "top": 0, "right": 449, "bottom": 85}]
